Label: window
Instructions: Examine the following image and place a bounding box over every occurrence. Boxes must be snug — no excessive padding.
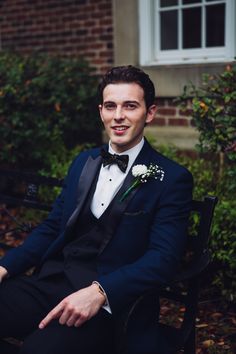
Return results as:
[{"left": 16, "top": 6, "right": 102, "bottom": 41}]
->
[{"left": 139, "top": 0, "right": 236, "bottom": 65}]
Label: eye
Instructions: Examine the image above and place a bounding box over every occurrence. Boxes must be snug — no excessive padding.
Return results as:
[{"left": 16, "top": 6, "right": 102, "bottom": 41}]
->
[
  {"left": 125, "top": 102, "right": 138, "bottom": 110},
  {"left": 103, "top": 102, "right": 116, "bottom": 110}
]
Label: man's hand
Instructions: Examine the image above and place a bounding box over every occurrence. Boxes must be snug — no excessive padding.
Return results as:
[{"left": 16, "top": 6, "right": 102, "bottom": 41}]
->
[
  {"left": 0, "top": 266, "right": 8, "bottom": 283},
  {"left": 39, "top": 283, "right": 106, "bottom": 329}
]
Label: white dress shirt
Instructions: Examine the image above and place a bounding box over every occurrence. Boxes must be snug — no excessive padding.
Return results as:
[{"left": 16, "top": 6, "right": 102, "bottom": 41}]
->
[
  {"left": 90, "top": 138, "right": 144, "bottom": 313},
  {"left": 91, "top": 138, "right": 144, "bottom": 218}
]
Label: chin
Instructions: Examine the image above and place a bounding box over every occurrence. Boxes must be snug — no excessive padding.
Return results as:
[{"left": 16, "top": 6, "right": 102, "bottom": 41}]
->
[{"left": 111, "top": 141, "right": 128, "bottom": 152}]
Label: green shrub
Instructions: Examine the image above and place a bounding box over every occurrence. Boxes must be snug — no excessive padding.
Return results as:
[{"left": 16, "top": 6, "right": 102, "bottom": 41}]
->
[
  {"left": 156, "top": 143, "right": 236, "bottom": 303},
  {"left": 0, "top": 52, "right": 102, "bottom": 172},
  {"left": 178, "top": 64, "right": 236, "bottom": 184},
  {"left": 178, "top": 65, "right": 236, "bottom": 158},
  {"left": 167, "top": 65, "right": 236, "bottom": 302}
]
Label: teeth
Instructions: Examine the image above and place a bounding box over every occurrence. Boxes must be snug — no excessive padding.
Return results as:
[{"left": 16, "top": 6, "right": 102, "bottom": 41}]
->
[{"left": 114, "top": 127, "right": 127, "bottom": 131}]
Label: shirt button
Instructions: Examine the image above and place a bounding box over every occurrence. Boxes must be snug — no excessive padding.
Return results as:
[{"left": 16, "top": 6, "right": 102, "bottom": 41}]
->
[
  {"left": 109, "top": 178, "right": 112, "bottom": 181},
  {"left": 101, "top": 203, "right": 104, "bottom": 206}
]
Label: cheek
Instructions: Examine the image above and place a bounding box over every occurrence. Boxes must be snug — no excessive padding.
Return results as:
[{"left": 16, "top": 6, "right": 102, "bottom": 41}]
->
[
  {"left": 132, "top": 119, "right": 146, "bottom": 130},
  {"left": 101, "top": 117, "right": 112, "bottom": 130},
  {"left": 101, "top": 111, "right": 113, "bottom": 122}
]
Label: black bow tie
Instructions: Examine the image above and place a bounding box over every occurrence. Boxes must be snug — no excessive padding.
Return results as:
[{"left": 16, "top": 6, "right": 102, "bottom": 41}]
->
[{"left": 101, "top": 149, "right": 129, "bottom": 173}]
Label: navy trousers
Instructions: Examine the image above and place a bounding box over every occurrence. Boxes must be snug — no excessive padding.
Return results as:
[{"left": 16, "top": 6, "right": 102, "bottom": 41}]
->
[{"left": 0, "top": 273, "right": 114, "bottom": 354}]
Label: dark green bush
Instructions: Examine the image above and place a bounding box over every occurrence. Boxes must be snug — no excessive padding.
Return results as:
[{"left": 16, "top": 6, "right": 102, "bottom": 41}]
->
[
  {"left": 165, "top": 65, "right": 236, "bottom": 302},
  {"left": 178, "top": 64, "right": 236, "bottom": 182},
  {"left": 0, "top": 52, "right": 102, "bottom": 172},
  {"left": 155, "top": 143, "right": 236, "bottom": 303}
]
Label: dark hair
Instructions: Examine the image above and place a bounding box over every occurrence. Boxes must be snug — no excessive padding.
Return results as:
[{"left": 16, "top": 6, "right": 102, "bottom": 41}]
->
[{"left": 98, "top": 65, "right": 156, "bottom": 109}]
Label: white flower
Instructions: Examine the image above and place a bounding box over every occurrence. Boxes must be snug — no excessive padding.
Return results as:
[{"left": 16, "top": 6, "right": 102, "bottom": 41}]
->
[
  {"left": 132, "top": 164, "right": 148, "bottom": 177},
  {"left": 120, "top": 163, "right": 165, "bottom": 202}
]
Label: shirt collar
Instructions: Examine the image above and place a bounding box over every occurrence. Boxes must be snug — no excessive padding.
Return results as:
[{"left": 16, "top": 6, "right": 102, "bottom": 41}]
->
[{"left": 108, "top": 138, "right": 144, "bottom": 172}]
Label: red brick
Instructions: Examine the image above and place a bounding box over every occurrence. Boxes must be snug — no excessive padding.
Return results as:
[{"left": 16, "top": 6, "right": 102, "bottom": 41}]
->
[
  {"left": 0, "top": 0, "right": 114, "bottom": 74},
  {"left": 91, "top": 27, "right": 103, "bottom": 35},
  {"left": 150, "top": 118, "right": 166, "bottom": 126},
  {"left": 100, "top": 65, "right": 113, "bottom": 73},
  {"left": 168, "top": 118, "right": 189, "bottom": 126},
  {"left": 158, "top": 108, "right": 176, "bottom": 116},
  {"left": 99, "top": 50, "right": 113, "bottom": 57},
  {"left": 76, "top": 29, "right": 88, "bottom": 36},
  {"left": 91, "top": 59, "right": 105, "bottom": 65},
  {"left": 100, "top": 34, "right": 113, "bottom": 41},
  {"left": 84, "top": 20, "right": 98, "bottom": 27},
  {"left": 85, "top": 52, "right": 97, "bottom": 58},
  {"left": 99, "top": 18, "right": 112, "bottom": 26},
  {"left": 99, "top": 3, "right": 112, "bottom": 11},
  {"left": 88, "top": 43, "right": 103, "bottom": 49}
]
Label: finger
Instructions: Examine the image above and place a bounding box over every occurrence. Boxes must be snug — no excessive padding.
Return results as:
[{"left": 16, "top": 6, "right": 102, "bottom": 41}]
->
[
  {"left": 74, "top": 313, "right": 87, "bottom": 328},
  {"left": 58, "top": 308, "right": 73, "bottom": 325},
  {"left": 66, "top": 313, "right": 78, "bottom": 327},
  {"left": 39, "top": 304, "right": 63, "bottom": 329}
]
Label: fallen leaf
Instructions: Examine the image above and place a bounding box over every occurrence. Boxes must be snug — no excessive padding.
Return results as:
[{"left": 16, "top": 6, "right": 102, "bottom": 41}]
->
[
  {"left": 210, "top": 312, "right": 223, "bottom": 319},
  {"left": 196, "top": 323, "right": 209, "bottom": 328},
  {"left": 202, "top": 339, "right": 215, "bottom": 348}
]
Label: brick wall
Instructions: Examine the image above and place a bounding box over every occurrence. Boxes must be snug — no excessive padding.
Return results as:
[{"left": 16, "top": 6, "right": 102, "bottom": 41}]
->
[
  {"left": 0, "top": 0, "right": 114, "bottom": 74},
  {"left": 151, "top": 98, "right": 193, "bottom": 128},
  {"left": 0, "top": 1, "right": 193, "bottom": 129}
]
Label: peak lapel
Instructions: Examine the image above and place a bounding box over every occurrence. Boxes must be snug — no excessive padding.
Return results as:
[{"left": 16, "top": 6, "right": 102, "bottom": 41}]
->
[
  {"left": 98, "top": 141, "right": 153, "bottom": 254},
  {"left": 66, "top": 155, "right": 102, "bottom": 229}
]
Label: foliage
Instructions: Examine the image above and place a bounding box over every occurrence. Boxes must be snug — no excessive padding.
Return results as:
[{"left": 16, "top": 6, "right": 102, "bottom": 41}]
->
[
  {"left": 155, "top": 144, "right": 236, "bottom": 303},
  {"left": 178, "top": 64, "right": 236, "bottom": 160},
  {"left": 39, "top": 143, "right": 92, "bottom": 204},
  {"left": 0, "top": 51, "right": 102, "bottom": 172},
  {"left": 174, "top": 64, "right": 236, "bottom": 302}
]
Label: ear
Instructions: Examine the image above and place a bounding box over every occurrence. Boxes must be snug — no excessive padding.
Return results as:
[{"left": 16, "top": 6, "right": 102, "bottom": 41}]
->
[
  {"left": 145, "top": 105, "right": 157, "bottom": 124},
  {"left": 98, "top": 104, "right": 104, "bottom": 122}
]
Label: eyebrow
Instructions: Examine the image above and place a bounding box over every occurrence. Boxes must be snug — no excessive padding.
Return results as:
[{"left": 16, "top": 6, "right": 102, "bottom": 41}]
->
[{"left": 103, "top": 100, "right": 140, "bottom": 105}]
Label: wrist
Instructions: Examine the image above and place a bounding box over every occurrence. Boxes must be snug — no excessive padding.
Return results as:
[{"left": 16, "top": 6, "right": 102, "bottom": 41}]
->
[
  {"left": 0, "top": 266, "right": 8, "bottom": 282},
  {"left": 91, "top": 282, "right": 107, "bottom": 305}
]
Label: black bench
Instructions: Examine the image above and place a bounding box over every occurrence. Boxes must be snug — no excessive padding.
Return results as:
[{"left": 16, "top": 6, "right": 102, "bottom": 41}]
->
[
  {"left": 0, "top": 169, "right": 63, "bottom": 252},
  {"left": 0, "top": 168, "right": 218, "bottom": 354}
]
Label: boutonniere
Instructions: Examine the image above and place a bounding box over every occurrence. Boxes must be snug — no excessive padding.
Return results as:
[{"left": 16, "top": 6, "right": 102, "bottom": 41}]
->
[{"left": 120, "top": 163, "right": 165, "bottom": 202}]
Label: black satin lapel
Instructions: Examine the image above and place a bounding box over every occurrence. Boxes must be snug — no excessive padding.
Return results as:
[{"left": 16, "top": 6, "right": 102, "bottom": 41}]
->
[
  {"left": 66, "top": 155, "right": 102, "bottom": 229},
  {"left": 98, "top": 141, "right": 154, "bottom": 254}
]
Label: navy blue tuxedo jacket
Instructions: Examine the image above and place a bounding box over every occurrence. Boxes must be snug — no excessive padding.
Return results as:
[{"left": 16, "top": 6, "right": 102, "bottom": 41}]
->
[{"left": 0, "top": 140, "right": 193, "bottom": 316}]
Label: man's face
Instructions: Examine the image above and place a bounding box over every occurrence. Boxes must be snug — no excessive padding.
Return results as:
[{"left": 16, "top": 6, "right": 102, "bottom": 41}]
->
[{"left": 99, "top": 83, "right": 157, "bottom": 153}]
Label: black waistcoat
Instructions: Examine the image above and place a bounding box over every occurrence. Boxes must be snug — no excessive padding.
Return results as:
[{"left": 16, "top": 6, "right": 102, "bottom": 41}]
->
[{"left": 38, "top": 171, "right": 113, "bottom": 290}]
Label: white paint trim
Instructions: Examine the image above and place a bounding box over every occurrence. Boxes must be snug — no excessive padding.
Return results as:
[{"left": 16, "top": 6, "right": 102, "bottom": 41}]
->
[{"left": 139, "top": 0, "right": 235, "bottom": 66}]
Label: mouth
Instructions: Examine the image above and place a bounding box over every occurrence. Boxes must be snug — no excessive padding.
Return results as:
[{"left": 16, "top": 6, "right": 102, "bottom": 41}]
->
[{"left": 112, "top": 126, "right": 129, "bottom": 133}]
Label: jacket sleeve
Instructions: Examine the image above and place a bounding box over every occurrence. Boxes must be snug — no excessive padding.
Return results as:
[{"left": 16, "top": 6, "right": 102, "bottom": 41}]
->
[
  {"left": 98, "top": 168, "right": 193, "bottom": 314},
  {"left": 0, "top": 158, "right": 78, "bottom": 276}
]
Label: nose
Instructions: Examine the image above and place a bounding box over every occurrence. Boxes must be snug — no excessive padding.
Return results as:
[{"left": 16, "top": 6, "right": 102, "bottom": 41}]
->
[{"left": 113, "top": 106, "right": 125, "bottom": 121}]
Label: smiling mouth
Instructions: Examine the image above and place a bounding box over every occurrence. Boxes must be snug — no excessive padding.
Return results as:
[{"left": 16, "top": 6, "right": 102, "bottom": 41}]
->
[{"left": 112, "top": 126, "right": 129, "bottom": 131}]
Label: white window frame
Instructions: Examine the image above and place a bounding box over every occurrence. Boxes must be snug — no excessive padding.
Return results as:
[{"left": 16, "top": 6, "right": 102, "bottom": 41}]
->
[{"left": 139, "top": 0, "right": 236, "bottom": 66}]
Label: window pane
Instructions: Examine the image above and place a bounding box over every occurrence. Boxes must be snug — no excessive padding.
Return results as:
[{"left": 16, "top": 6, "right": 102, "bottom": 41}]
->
[
  {"left": 183, "top": 0, "right": 202, "bottom": 4},
  {"left": 183, "top": 7, "right": 201, "bottom": 48},
  {"left": 160, "top": 0, "right": 177, "bottom": 7},
  {"left": 206, "top": 4, "right": 225, "bottom": 47},
  {"left": 160, "top": 10, "right": 178, "bottom": 50}
]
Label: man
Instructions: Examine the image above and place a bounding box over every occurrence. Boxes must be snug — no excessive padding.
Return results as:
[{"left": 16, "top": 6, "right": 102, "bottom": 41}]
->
[{"left": 0, "top": 65, "right": 193, "bottom": 354}]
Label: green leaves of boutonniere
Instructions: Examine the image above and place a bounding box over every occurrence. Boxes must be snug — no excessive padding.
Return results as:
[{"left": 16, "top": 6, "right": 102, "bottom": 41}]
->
[{"left": 120, "top": 163, "right": 165, "bottom": 202}]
